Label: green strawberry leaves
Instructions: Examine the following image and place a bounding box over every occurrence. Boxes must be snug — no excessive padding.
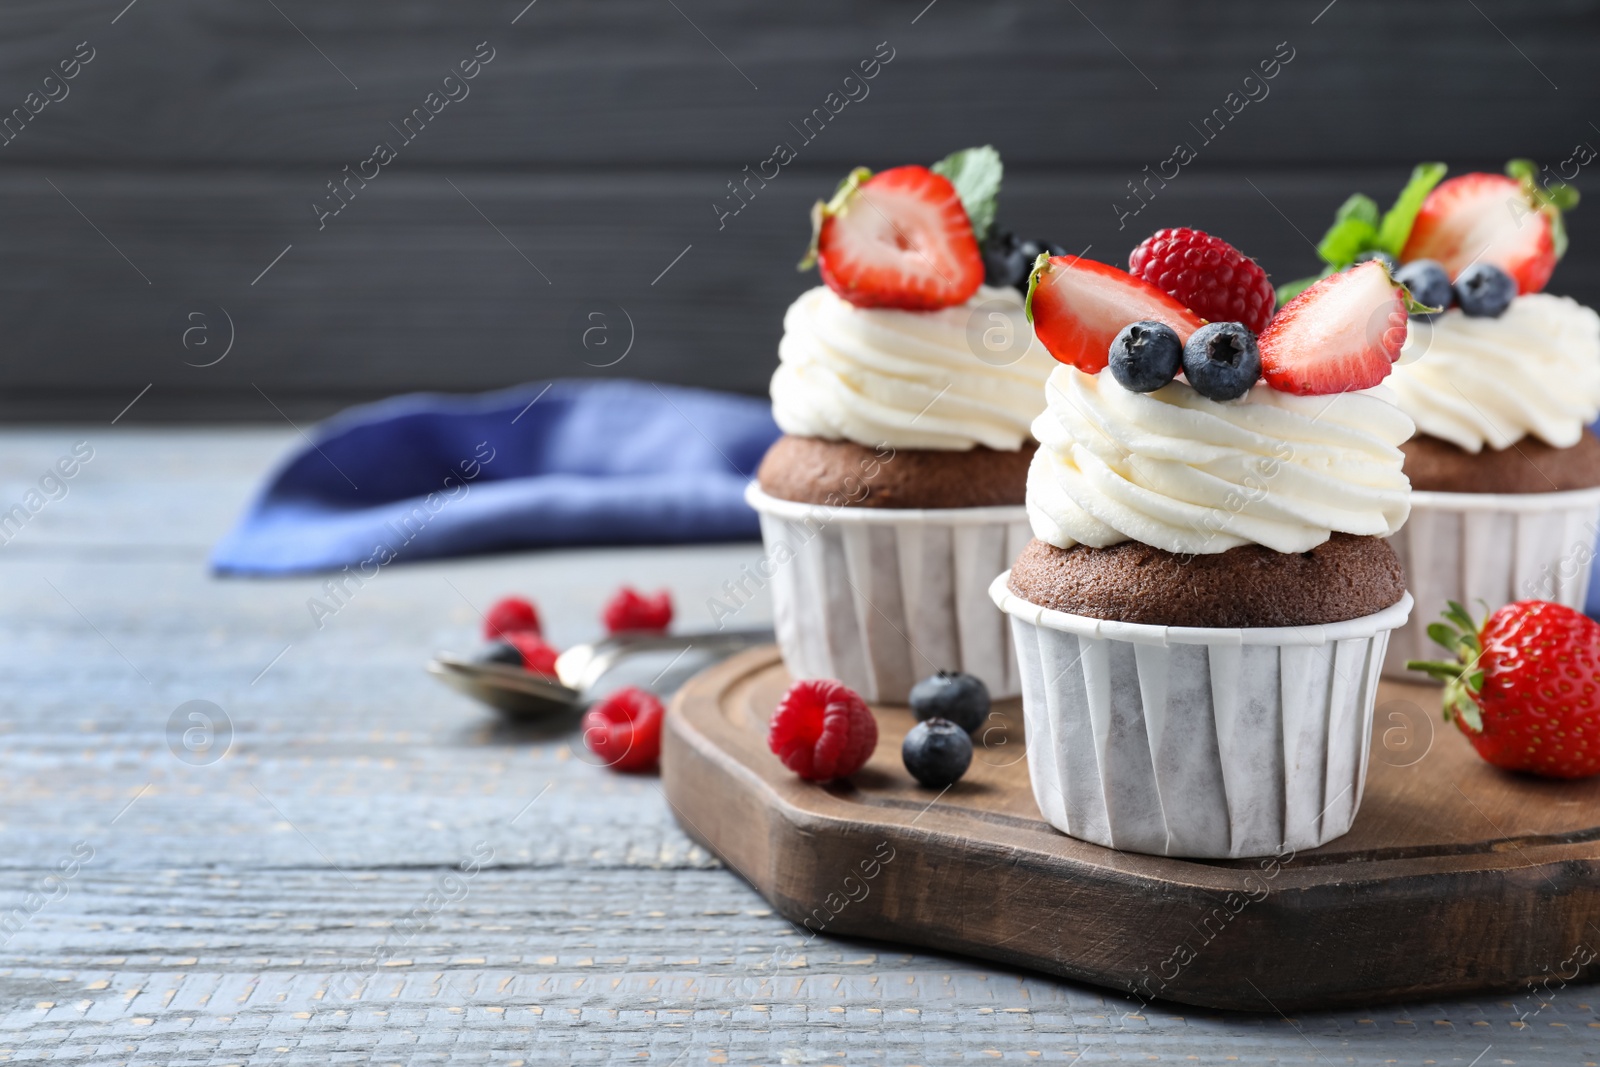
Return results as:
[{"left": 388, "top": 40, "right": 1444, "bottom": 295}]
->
[
  {"left": 1276, "top": 162, "right": 1448, "bottom": 307},
  {"left": 1407, "top": 600, "right": 1487, "bottom": 733},
  {"left": 932, "top": 145, "right": 1003, "bottom": 242}
]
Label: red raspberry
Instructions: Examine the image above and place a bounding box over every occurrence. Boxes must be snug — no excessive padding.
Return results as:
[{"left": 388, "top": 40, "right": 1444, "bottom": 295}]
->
[
  {"left": 602, "top": 587, "right": 673, "bottom": 634},
  {"left": 504, "top": 631, "right": 560, "bottom": 676},
  {"left": 1128, "top": 227, "right": 1276, "bottom": 334},
  {"left": 582, "top": 686, "right": 665, "bottom": 773},
  {"left": 767, "top": 679, "right": 878, "bottom": 781},
  {"left": 484, "top": 596, "right": 541, "bottom": 640}
]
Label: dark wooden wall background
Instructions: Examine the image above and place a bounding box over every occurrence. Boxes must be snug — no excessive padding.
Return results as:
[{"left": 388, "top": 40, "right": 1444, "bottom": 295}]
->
[{"left": 2, "top": 0, "right": 1598, "bottom": 421}]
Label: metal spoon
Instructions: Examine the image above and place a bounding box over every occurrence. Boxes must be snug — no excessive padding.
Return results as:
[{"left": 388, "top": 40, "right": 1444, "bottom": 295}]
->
[{"left": 428, "top": 628, "right": 774, "bottom": 720}]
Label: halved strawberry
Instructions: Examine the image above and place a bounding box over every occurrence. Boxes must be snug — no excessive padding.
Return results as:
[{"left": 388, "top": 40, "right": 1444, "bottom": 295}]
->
[
  {"left": 1025, "top": 255, "right": 1202, "bottom": 372},
  {"left": 1401, "top": 172, "right": 1558, "bottom": 294},
  {"left": 802, "top": 165, "right": 983, "bottom": 311},
  {"left": 1257, "top": 262, "right": 1408, "bottom": 395}
]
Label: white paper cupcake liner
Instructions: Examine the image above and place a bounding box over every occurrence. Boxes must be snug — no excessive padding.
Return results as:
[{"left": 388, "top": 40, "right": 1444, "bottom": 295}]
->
[
  {"left": 745, "top": 484, "right": 1031, "bottom": 703},
  {"left": 1384, "top": 487, "right": 1600, "bottom": 678},
  {"left": 991, "top": 572, "right": 1412, "bottom": 859}
]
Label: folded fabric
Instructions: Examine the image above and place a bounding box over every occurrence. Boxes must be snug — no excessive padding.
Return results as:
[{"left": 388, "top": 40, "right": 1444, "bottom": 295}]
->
[{"left": 211, "top": 379, "right": 779, "bottom": 575}]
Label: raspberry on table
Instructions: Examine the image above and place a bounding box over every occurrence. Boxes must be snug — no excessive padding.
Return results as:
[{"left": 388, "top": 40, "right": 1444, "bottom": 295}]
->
[
  {"left": 603, "top": 587, "right": 673, "bottom": 634},
  {"left": 484, "top": 596, "right": 542, "bottom": 640},
  {"left": 767, "top": 679, "right": 879, "bottom": 781},
  {"left": 1129, "top": 227, "right": 1276, "bottom": 334},
  {"left": 582, "top": 686, "right": 665, "bottom": 773}
]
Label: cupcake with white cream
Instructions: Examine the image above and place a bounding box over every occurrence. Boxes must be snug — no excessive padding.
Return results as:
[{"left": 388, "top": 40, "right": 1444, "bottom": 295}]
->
[
  {"left": 748, "top": 147, "right": 1057, "bottom": 702},
  {"left": 1289, "top": 162, "right": 1600, "bottom": 671},
  {"left": 991, "top": 229, "right": 1416, "bottom": 859}
]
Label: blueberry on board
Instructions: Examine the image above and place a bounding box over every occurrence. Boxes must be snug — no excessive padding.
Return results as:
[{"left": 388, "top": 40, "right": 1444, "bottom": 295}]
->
[
  {"left": 1394, "top": 259, "right": 1452, "bottom": 319},
  {"left": 1353, "top": 250, "right": 1400, "bottom": 274},
  {"left": 1454, "top": 262, "right": 1516, "bottom": 318},
  {"left": 1108, "top": 320, "right": 1185, "bottom": 393},
  {"left": 982, "top": 231, "right": 1030, "bottom": 291},
  {"left": 901, "top": 717, "right": 974, "bottom": 788},
  {"left": 479, "top": 641, "right": 525, "bottom": 667},
  {"left": 908, "top": 670, "right": 990, "bottom": 734},
  {"left": 1182, "top": 322, "right": 1261, "bottom": 402}
]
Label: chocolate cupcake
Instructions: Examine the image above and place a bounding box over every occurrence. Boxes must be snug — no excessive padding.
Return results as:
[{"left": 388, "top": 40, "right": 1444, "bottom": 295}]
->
[
  {"left": 1383, "top": 283, "right": 1600, "bottom": 676},
  {"left": 993, "top": 239, "right": 1416, "bottom": 860},
  {"left": 1277, "top": 162, "right": 1600, "bottom": 676},
  {"left": 747, "top": 149, "right": 1057, "bottom": 702}
]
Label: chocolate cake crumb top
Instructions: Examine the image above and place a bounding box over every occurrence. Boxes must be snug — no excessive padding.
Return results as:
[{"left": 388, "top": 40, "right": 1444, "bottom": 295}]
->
[
  {"left": 1006, "top": 534, "right": 1406, "bottom": 628},
  {"left": 757, "top": 434, "right": 1034, "bottom": 509},
  {"left": 1402, "top": 430, "right": 1600, "bottom": 493}
]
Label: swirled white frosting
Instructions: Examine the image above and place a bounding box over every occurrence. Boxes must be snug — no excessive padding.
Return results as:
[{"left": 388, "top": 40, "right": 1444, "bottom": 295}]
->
[
  {"left": 1027, "top": 365, "right": 1414, "bottom": 555},
  {"left": 1388, "top": 294, "right": 1600, "bottom": 452},
  {"left": 770, "top": 285, "right": 1056, "bottom": 451}
]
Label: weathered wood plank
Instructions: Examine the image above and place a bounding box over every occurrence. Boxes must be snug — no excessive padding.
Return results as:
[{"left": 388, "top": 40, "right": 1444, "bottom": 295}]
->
[
  {"left": 3, "top": 166, "right": 1598, "bottom": 421},
  {"left": 0, "top": 0, "right": 1592, "bottom": 167},
  {"left": 2, "top": 429, "right": 1598, "bottom": 1060},
  {"left": 0, "top": 869, "right": 1595, "bottom": 1063}
]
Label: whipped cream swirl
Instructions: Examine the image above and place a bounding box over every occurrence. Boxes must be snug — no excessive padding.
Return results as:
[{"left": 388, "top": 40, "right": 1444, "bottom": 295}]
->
[
  {"left": 1027, "top": 366, "right": 1414, "bottom": 555},
  {"left": 1389, "top": 293, "right": 1600, "bottom": 452},
  {"left": 770, "top": 285, "right": 1056, "bottom": 451}
]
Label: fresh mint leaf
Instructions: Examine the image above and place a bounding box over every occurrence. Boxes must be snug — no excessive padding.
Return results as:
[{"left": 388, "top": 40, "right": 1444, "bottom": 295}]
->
[
  {"left": 1375, "top": 162, "right": 1447, "bottom": 256},
  {"left": 1317, "top": 215, "right": 1379, "bottom": 268},
  {"left": 932, "top": 145, "right": 1003, "bottom": 241},
  {"left": 1334, "top": 193, "right": 1380, "bottom": 228}
]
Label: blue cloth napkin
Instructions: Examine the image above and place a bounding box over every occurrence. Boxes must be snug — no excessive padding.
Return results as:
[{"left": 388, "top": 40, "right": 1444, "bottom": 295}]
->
[{"left": 211, "top": 379, "right": 779, "bottom": 575}]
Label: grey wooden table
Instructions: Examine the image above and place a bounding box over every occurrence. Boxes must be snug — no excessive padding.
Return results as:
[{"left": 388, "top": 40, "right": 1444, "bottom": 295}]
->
[{"left": 1, "top": 427, "right": 1596, "bottom": 1065}]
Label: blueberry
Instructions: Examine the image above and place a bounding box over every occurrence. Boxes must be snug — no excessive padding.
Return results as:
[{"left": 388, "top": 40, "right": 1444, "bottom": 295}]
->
[
  {"left": 479, "top": 641, "right": 524, "bottom": 667},
  {"left": 901, "top": 717, "right": 974, "bottom": 788},
  {"left": 1353, "top": 250, "right": 1399, "bottom": 274},
  {"left": 1182, "top": 322, "right": 1261, "bottom": 401},
  {"left": 1454, "top": 262, "right": 1516, "bottom": 318},
  {"left": 1108, "top": 321, "right": 1184, "bottom": 393},
  {"left": 1394, "top": 259, "right": 1452, "bottom": 319},
  {"left": 982, "top": 231, "right": 1030, "bottom": 291},
  {"left": 908, "top": 670, "right": 990, "bottom": 734}
]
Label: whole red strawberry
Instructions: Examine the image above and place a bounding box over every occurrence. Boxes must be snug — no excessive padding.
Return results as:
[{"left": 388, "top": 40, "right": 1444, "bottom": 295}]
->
[
  {"left": 484, "top": 596, "right": 541, "bottom": 640},
  {"left": 768, "top": 679, "right": 879, "bottom": 781},
  {"left": 1129, "top": 228, "right": 1276, "bottom": 334},
  {"left": 1409, "top": 600, "right": 1600, "bottom": 779},
  {"left": 582, "top": 686, "right": 665, "bottom": 773},
  {"left": 602, "top": 587, "right": 672, "bottom": 634}
]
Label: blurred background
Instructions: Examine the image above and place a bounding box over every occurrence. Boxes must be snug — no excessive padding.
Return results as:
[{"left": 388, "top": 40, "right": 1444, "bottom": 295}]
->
[{"left": 2, "top": 0, "right": 1598, "bottom": 422}]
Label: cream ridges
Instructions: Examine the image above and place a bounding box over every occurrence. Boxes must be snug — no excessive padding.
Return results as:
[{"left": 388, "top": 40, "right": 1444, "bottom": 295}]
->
[
  {"left": 1027, "top": 365, "right": 1414, "bottom": 555},
  {"left": 1390, "top": 294, "right": 1600, "bottom": 452},
  {"left": 769, "top": 285, "right": 1055, "bottom": 451}
]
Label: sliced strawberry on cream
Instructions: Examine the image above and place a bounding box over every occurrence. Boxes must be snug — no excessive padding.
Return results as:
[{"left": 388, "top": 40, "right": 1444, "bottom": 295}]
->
[
  {"left": 1402, "top": 171, "right": 1560, "bottom": 295},
  {"left": 1258, "top": 261, "right": 1409, "bottom": 395},
  {"left": 1025, "top": 255, "right": 1202, "bottom": 373},
  {"left": 801, "top": 165, "right": 984, "bottom": 311}
]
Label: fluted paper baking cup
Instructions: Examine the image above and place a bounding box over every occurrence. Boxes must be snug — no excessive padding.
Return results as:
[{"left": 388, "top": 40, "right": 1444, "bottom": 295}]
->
[
  {"left": 1384, "top": 486, "right": 1600, "bottom": 678},
  {"left": 745, "top": 484, "right": 1031, "bottom": 703},
  {"left": 991, "top": 572, "right": 1412, "bottom": 859}
]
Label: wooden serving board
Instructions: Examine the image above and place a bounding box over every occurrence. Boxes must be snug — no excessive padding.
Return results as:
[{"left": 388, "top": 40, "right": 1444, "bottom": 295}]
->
[{"left": 662, "top": 646, "right": 1600, "bottom": 1012}]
